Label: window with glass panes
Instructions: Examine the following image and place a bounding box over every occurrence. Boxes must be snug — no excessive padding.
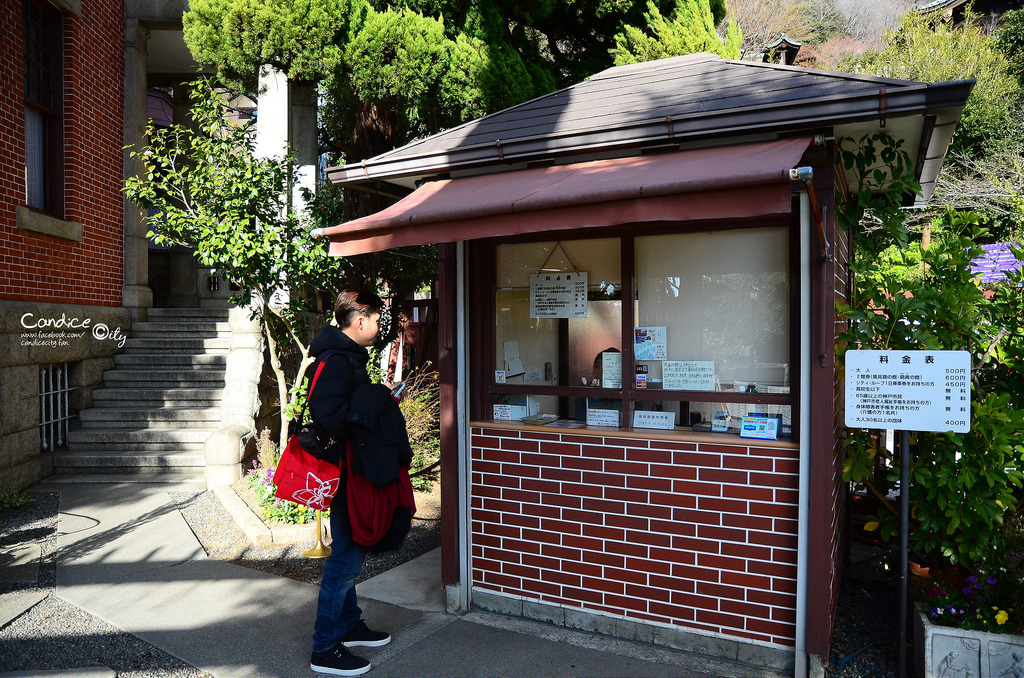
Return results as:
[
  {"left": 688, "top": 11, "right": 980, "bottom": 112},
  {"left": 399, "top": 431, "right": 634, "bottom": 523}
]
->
[
  {"left": 24, "top": 0, "right": 63, "bottom": 215},
  {"left": 470, "top": 222, "right": 798, "bottom": 438}
]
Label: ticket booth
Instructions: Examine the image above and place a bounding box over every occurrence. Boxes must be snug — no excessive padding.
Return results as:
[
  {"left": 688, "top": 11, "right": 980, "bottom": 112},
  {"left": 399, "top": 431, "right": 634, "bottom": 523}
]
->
[{"left": 317, "top": 53, "right": 973, "bottom": 675}]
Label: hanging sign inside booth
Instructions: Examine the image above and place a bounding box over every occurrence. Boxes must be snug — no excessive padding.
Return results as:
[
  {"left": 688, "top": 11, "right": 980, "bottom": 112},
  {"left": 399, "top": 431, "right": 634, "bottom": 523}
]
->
[
  {"left": 530, "top": 272, "right": 588, "bottom": 318},
  {"left": 845, "top": 350, "right": 971, "bottom": 433}
]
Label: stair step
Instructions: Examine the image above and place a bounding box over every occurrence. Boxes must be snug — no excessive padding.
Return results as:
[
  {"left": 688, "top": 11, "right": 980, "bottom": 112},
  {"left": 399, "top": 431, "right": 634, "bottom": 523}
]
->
[
  {"left": 102, "top": 369, "right": 226, "bottom": 388},
  {"left": 148, "top": 308, "right": 230, "bottom": 319},
  {"left": 68, "top": 427, "right": 216, "bottom": 446},
  {"left": 121, "top": 337, "right": 232, "bottom": 352},
  {"left": 65, "top": 306, "right": 245, "bottom": 479},
  {"left": 91, "top": 387, "right": 223, "bottom": 406},
  {"left": 40, "top": 472, "right": 207, "bottom": 485},
  {"left": 78, "top": 408, "right": 221, "bottom": 428},
  {"left": 101, "top": 380, "right": 225, "bottom": 390},
  {"left": 131, "top": 320, "right": 231, "bottom": 334},
  {"left": 51, "top": 448, "right": 207, "bottom": 475},
  {"left": 114, "top": 353, "right": 227, "bottom": 368}
]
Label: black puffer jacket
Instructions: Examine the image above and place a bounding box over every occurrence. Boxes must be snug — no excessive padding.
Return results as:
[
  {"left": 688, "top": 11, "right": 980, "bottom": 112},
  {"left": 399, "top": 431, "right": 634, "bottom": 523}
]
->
[
  {"left": 347, "top": 382, "right": 413, "bottom": 487},
  {"left": 306, "top": 324, "right": 371, "bottom": 465}
]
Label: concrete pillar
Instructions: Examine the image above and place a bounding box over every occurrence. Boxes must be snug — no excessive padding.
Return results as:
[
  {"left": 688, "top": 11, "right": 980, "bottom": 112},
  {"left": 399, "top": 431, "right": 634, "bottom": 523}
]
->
[
  {"left": 205, "top": 306, "right": 264, "bottom": 487},
  {"left": 255, "top": 66, "right": 290, "bottom": 160},
  {"left": 254, "top": 66, "right": 320, "bottom": 311},
  {"left": 122, "top": 18, "right": 154, "bottom": 321},
  {"left": 254, "top": 70, "right": 318, "bottom": 215},
  {"left": 289, "top": 80, "right": 318, "bottom": 207}
]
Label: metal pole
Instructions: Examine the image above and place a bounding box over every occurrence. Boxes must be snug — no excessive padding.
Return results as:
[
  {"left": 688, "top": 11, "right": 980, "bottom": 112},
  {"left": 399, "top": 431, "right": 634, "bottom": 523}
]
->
[
  {"left": 302, "top": 510, "right": 332, "bottom": 558},
  {"left": 898, "top": 429, "right": 910, "bottom": 678}
]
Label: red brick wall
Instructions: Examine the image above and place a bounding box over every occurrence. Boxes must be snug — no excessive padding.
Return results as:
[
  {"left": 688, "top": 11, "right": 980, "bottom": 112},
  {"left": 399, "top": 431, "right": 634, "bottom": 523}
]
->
[
  {"left": 471, "top": 427, "right": 801, "bottom": 647},
  {"left": 0, "top": 0, "right": 125, "bottom": 306}
]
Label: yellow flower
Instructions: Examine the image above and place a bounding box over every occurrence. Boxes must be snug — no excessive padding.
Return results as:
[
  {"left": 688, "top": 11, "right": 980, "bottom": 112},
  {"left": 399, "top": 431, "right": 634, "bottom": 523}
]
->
[{"left": 997, "top": 610, "right": 1009, "bottom": 626}]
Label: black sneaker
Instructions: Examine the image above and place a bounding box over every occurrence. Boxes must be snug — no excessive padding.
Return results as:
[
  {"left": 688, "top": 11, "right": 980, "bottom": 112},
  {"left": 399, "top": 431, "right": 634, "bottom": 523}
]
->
[
  {"left": 340, "top": 619, "right": 392, "bottom": 648},
  {"left": 310, "top": 644, "right": 371, "bottom": 676}
]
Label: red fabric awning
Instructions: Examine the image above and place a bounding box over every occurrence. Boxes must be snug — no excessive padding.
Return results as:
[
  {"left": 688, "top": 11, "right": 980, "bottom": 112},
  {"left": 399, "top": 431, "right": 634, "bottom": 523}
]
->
[{"left": 317, "top": 138, "right": 811, "bottom": 256}]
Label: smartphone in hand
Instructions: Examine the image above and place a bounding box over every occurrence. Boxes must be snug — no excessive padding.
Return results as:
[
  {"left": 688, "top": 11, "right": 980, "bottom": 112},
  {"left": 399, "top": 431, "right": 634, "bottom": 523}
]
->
[{"left": 390, "top": 382, "right": 406, "bottom": 398}]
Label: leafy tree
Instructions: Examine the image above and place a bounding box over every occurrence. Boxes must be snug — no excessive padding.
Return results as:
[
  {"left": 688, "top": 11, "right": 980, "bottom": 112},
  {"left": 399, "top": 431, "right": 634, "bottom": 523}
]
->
[
  {"left": 842, "top": 9, "right": 1024, "bottom": 160},
  {"left": 124, "top": 79, "right": 434, "bottom": 450},
  {"left": 837, "top": 133, "right": 1024, "bottom": 568},
  {"left": 613, "top": 0, "right": 742, "bottom": 64},
  {"left": 183, "top": 0, "right": 357, "bottom": 92},
  {"left": 184, "top": 0, "right": 750, "bottom": 169},
  {"left": 994, "top": 7, "right": 1024, "bottom": 90},
  {"left": 723, "top": 0, "right": 812, "bottom": 58}
]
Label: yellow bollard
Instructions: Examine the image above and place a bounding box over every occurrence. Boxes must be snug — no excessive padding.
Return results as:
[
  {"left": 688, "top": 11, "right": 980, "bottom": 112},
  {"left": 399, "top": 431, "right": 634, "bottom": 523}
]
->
[{"left": 302, "top": 510, "right": 332, "bottom": 558}]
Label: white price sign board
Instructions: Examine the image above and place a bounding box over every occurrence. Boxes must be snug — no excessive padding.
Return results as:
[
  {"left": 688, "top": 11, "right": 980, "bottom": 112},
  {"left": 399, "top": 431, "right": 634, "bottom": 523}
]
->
[
  {"left": 845, "top": 350, "right": 970, "bottom": 433},
  {"left": 530, "top": 272, "right": 588, "bottom": 318}
]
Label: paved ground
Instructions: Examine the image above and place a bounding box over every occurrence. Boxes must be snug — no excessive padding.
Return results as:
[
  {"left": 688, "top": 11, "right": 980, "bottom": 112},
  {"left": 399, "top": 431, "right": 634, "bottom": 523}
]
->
[{"left": 1, "top": 477, "right": 791, "bottom": 678}]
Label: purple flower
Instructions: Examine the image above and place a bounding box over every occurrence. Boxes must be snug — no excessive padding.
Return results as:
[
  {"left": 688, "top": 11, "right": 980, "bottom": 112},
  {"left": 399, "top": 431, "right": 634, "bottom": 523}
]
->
[
  {"left": 988, "top": 577, "right": 998, "bottom": 585},
  {"left": 963, "top": 586, "right": 974, "bottom": 596}
]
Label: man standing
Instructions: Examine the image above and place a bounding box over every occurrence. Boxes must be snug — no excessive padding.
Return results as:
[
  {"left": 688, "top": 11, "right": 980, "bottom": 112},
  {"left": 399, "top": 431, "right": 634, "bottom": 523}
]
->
[{"left": 308, "top": 290, "right": 391, "bottom": 676}]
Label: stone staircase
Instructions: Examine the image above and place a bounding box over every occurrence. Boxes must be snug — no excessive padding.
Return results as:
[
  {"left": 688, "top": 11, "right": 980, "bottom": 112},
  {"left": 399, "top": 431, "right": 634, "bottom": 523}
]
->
[{"left": 52, "top": 308, "right": 232, "bottom": 479}]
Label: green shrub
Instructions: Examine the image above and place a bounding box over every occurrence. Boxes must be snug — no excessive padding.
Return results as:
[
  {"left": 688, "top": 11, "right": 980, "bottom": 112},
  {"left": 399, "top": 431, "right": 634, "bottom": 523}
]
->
[
  {"left": 399, "top": 366, "right": 441, "bottom": 491},
  {"left": 244, "top": 458, "right": 322, "bottom": 525},
  {"left": 0, "top": 491, "right": 34, "bottom": 527},
  {"left": 0, "top": 491, "right": 33, "bottom": 511},
  {"left": 838, "top": 133, "right": 1024, "bottom": 569}
]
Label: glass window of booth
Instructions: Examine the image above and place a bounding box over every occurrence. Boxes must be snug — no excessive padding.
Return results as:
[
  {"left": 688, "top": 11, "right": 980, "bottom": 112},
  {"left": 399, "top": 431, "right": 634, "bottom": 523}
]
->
[{"left": 477, "top": 224, "right": 795, "bottom": 438}]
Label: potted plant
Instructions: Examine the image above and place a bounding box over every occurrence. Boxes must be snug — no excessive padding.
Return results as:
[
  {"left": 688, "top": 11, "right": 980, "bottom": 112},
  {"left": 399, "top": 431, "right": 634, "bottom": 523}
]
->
[{"left": 914, "top": 519, "right": 1024, "bottom": 678}]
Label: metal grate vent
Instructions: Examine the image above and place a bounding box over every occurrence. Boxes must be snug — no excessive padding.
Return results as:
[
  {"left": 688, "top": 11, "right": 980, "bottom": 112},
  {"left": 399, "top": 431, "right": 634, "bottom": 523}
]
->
[{"left": 40, "top": 363, "right": 74, "bottom": 451}]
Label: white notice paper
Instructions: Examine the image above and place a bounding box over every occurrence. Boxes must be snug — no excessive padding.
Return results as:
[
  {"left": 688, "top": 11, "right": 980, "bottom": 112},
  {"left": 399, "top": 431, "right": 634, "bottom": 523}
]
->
[
  {"left": 587, "top": 408, "right": 619, "bottom": 427},
  {"left": 601, "top": 352, "right": 622, "bottom": 388},
  {"left": 632, "top": 410, "right": 675, "bottom": 430},
  {"left": 530, "top": 272, "right": 588, "bottom": 318},
  {"left": 503, "top": 341, "right": 525, "bottom": 376},
  {"left": 663, "top": 360, "right": 716, "bottom": 390}
]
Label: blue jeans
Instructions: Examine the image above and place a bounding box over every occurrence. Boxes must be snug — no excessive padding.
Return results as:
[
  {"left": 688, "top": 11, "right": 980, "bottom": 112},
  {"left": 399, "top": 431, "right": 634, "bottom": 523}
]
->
[{"left": 312, "top": 508, "right": 366, "bottom": 652}]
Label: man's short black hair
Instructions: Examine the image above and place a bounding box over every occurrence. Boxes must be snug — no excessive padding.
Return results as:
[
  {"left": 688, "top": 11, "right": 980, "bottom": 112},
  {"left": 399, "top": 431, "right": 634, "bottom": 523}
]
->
[{"left": 334, "top": 290, "right": 384, "bottom": 328}]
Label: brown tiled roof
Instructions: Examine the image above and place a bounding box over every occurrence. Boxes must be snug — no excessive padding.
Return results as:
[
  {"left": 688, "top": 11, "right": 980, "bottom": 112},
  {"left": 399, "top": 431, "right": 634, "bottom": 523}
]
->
[{"left": 327, "top": 53, "right": 973, "bottom": 202}]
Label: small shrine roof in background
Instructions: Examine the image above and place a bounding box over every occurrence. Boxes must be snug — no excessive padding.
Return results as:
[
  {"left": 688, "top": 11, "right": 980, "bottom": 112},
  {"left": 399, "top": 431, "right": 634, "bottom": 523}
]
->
[{"left": 762, "top": 33, "right": 802, "bottom": 65}]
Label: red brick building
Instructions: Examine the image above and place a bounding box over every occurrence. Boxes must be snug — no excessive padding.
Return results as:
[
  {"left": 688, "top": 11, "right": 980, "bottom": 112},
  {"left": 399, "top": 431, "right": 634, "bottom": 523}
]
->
[
  {"left": 1, "top": 0, "right": 124, "bottom": 306},
  {"left": 319, "top": 54, "right": 973, "bottom": 674},
  {"left": 0, "top": 0, "right": 224, "bottom": 491}
]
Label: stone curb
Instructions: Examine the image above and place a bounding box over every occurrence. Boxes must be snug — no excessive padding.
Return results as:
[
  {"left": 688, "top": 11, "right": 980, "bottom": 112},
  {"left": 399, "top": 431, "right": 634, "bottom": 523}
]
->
[
  {"left": 0, "top": 589, "right": 47, "bottom": 629},
  {"left": 0, "top": 669, "right": 115, "bottom": 678},
  {"left": 212, "top": 484, "right": 327, "bottom": 546},
  {"left": 0, "top": 544, "right": 40, "bottom": 584}
]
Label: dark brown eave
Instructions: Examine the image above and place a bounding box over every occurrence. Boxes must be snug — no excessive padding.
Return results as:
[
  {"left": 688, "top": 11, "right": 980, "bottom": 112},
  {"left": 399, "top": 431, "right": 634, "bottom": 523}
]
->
[
  {"left": 327, "top": 79, "right": 975, "bottom": 191},
  {"left": 316, "top": 138, "right": 813, "bottom": 256}
]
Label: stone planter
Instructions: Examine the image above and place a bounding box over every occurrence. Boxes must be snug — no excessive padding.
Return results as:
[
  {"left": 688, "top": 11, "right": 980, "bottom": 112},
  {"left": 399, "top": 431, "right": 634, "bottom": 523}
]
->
[{"left": 914, "top": 603, "right": 1024, "bottom": 677}]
